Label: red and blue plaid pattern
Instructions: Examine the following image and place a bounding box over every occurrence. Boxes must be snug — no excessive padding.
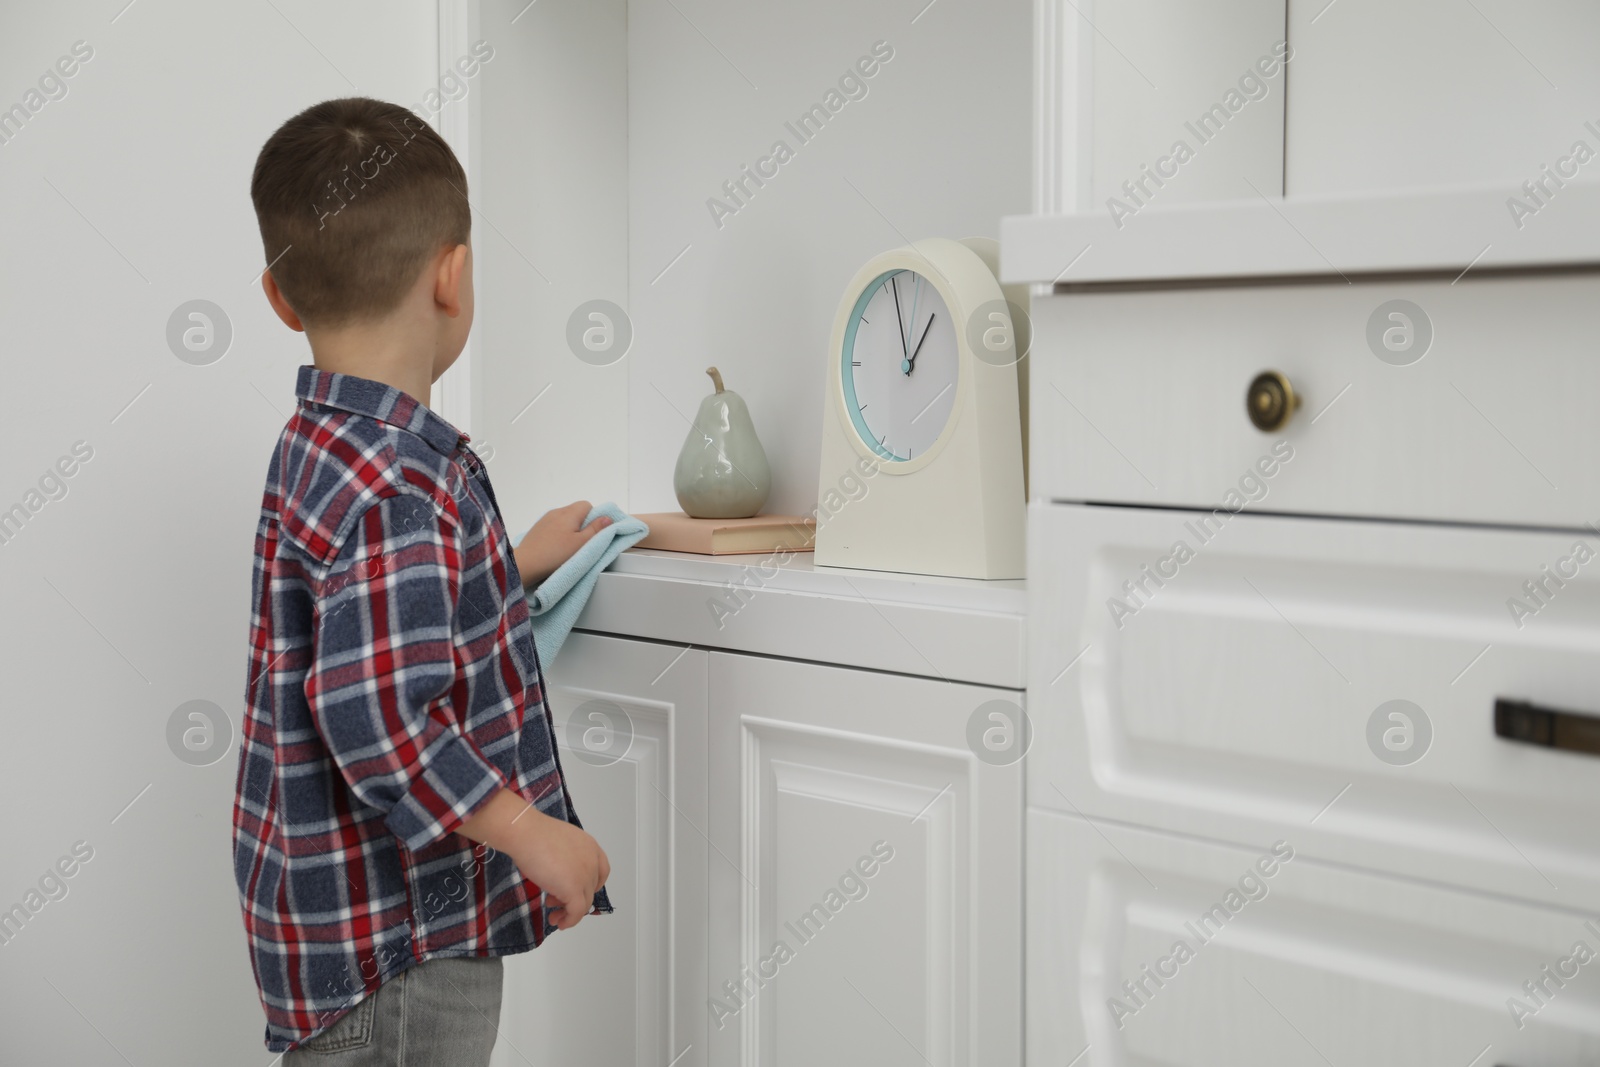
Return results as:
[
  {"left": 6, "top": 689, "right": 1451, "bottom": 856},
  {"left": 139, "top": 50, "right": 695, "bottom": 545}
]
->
[{"left": 233, "top": 365, "right": 609, "bottom": 1053}]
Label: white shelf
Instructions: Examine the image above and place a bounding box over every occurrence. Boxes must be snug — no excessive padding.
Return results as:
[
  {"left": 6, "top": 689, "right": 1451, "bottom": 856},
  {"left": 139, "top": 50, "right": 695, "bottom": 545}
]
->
[
  {"left": 571, "top": 548, "right": 1026, "bottom": 689},
  {"left": 1000, "top": 182, "right": 1600, "bottom": 287}
]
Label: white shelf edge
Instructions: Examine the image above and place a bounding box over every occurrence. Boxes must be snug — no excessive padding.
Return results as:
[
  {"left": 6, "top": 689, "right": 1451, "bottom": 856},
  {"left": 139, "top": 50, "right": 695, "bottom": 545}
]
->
[
  {"left": 566, "top": 548, "right": 1027, "bottom": 689},
  {"left": 1000, "top": 181, "right": 1600, "bottom": 287}
]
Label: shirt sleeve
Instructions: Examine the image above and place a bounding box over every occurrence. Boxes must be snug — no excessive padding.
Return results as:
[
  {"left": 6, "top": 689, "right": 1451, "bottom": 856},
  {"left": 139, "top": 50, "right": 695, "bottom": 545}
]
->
[{"left": 304, "top": 491, "right": 508, "bottom": 852}]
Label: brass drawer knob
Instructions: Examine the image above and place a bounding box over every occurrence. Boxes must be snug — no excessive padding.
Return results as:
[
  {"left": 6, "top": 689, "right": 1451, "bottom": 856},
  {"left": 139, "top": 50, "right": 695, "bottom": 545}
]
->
[{"left": 1246, "top": 370, "right": 1301, "bottom": 432}]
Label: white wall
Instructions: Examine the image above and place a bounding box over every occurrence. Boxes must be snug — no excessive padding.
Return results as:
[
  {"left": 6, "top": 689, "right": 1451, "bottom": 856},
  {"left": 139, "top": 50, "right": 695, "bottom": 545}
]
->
[
  {"left": 0, "top": 3, "right": 437, "bottom": 1063},
  {"left": 624, "top": 0, "right": 1034, "bottom": 516}
]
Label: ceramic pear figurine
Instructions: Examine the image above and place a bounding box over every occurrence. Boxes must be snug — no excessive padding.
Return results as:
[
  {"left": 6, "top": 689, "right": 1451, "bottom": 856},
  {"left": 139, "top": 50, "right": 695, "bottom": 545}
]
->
[{"left": 674, "top": 367, "right": 771, "bottom": 519}]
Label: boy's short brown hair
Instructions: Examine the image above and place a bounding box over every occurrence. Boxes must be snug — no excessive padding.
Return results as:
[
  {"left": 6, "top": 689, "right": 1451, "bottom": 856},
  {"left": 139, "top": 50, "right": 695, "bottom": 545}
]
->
[{"left": 250, "top": 97, "right": 471, "bottom": 328}]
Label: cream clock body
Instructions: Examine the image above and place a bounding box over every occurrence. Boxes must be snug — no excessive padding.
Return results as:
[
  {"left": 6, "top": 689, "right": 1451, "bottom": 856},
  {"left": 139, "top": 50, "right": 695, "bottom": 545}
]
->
[{"left": 814, "top": 237, "right": 1025, "bottom": 579}]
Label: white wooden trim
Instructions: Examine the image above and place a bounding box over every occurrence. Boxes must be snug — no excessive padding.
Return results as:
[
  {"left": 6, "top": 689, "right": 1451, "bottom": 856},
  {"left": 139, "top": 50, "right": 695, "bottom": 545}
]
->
[
  {"left": 1001, "top": 181, "right": 1600, "bottom": 286},
  {"left": 1031, "top": 0, "right": 1061, "bottom": 217},
  {"left": 1031, "top": 0, "right": 1094, "bottom": 217},
  {"left": 434, "top": 0, "right": 478, "bottom": 433}
]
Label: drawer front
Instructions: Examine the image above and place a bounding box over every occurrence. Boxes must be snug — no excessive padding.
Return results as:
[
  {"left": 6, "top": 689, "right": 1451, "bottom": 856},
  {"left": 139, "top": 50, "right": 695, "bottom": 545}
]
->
[
  {"left": 1029, "top": 810, "right": 1600, "bottom": 1067},
  {"left": 1030, "top": 273, "right": 1600, "bottom": 530},
  {"left": 1028, "top": 501, "right": 1600, "bottom": 911}
]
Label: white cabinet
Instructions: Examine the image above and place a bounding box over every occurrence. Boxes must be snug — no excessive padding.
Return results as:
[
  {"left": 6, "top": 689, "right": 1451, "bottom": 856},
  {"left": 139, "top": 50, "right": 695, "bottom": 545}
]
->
[
  {"left": 500, "top": 552, "right": 1026, "bottom": 1067},
  {"left": 706, "top": 652, "right": 1022, "bottom": 1067},
  {"left": 1016, "top": 270, "right": 1600, "bottom": 1059},
  {"left": 1010, "top": 6, "right": 1600, "bottom": 1042},
  {"left": 496, "top": 633, "right": 709, "bottom": 1067}
]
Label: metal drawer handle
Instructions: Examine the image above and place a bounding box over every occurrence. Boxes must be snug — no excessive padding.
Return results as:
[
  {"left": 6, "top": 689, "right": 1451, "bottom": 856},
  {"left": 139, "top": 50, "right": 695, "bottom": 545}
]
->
[
  {"left": 1246, "top": 370, "right": 1301, "bottom": 432},
  {"left": 1494, "top": 698, "right": 1600, "bottom": 757}
]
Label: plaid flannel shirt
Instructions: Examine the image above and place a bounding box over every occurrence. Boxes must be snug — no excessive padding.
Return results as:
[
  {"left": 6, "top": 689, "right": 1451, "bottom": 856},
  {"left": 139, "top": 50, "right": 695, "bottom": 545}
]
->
[{"left": 233, "top": 365, "right": 610, "bottom": 1053}]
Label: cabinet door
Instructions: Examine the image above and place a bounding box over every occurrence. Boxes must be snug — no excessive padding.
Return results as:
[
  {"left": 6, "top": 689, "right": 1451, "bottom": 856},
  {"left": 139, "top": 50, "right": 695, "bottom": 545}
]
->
[
  {"left": 494, "top": 633, "right": 709, "bottom": 1067},
  {"left": 1285, "top": 0, "right": 1600, "bottom": 197},
  {"left": 1089, "top": 0, "right": 1288, "bottom": 209},
  {"left": 1030, "top": 808, "right": 1600, "bottom": 1066},
  {"left": 707, "top": 653, "right": 1023, "bottom": 1067}
]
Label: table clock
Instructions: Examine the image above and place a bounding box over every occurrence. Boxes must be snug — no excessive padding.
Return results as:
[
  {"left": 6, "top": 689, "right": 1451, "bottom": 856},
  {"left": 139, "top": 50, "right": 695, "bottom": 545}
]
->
[{"left": 814, "top": 237, "right": 1027, "bottom": 579}]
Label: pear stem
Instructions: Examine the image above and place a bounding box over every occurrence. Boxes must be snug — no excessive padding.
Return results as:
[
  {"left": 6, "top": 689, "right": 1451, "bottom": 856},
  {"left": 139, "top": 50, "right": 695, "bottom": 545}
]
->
[{"left": 706, "top": 367, "right": 725, "bottom": 393}]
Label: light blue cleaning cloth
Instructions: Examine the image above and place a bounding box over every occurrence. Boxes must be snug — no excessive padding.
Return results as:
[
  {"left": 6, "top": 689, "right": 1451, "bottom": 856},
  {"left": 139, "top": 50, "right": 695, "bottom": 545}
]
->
[{"left": 525, "top": 502, "right": 649, "bottom": 664}]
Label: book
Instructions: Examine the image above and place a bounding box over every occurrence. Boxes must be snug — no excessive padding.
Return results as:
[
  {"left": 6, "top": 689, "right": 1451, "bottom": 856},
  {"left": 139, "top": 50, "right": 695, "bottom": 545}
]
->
[{"left": 632, "top": 513, "right": 816, "bottom": 555}]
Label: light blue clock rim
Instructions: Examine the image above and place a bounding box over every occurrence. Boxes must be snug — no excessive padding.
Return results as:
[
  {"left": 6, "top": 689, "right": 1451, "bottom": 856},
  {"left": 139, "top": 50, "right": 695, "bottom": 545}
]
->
[{"left": 841, "top": 269, "right": 912, "bottom": 463}]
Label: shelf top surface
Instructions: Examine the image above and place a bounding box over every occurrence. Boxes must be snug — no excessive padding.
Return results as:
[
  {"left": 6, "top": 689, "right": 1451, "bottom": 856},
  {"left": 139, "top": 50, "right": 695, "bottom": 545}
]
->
[{"left": 611, "top": 547, "right": 1027, "bottom": 616}]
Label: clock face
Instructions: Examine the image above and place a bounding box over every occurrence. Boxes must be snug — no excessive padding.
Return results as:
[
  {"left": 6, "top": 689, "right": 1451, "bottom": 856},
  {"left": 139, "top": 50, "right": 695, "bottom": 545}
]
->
[{"left": 841, "top": 269, "right": 959, "bottom": 463}]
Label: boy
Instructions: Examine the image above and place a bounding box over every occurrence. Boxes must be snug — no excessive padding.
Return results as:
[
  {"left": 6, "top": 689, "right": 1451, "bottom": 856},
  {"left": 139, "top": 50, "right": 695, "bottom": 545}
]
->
[{"left": 234, "top": 97, "right": 613, "bottom": 1063}]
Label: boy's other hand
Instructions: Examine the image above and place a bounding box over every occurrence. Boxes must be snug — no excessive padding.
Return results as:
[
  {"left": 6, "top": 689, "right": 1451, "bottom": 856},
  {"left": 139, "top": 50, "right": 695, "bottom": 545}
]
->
[
  {"left": 516, "top": 810, "right": 611, "bottom": 931},
  {"left": 458, "top": 789, "right": 611, "bottom": 932},
  {"left": 515, "top": 501, "right": 613, "bottom": 588}
]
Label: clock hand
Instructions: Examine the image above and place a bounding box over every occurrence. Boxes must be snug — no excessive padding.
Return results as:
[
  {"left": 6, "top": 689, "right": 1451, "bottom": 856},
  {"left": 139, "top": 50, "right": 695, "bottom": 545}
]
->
[
  {"left": 905, "top": 274, "right": 921, "bottom": 358},
  {"left": 901, "top": 275, "right": 925, "bottom": 375},
  {"left": 891, "top": 275, "right": 909, "bottom": 370},
  {"left": 906, "top": 312, "right": 935, "bottom": 372}
]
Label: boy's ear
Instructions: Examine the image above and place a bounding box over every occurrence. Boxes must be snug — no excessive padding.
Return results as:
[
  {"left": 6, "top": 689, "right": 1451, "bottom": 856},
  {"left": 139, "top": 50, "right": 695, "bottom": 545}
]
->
[
  {"left": 434, "top": 243, "right": 470, "bottom": 319},
  {"left": 261, "top": 271, "right": 305, "bottom": 333}
]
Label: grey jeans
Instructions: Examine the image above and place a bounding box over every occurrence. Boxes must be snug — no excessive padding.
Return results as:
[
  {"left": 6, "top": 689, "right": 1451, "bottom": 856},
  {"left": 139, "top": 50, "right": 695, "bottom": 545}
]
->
[{"left": 285, "top": 956, "right": 504, "bottom": 1067}]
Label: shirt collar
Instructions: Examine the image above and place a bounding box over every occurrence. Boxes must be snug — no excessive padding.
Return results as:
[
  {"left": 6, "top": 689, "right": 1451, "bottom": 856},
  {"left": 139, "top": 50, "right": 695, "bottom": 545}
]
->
[{"left": 295, "top": 365, "right": 468, "bottom": 458}]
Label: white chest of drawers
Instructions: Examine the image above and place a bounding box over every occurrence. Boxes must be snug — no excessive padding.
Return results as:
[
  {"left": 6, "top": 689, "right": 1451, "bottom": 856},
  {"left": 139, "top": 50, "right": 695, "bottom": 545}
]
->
[{"left": 1004, "top": 188, "right": 1600, "bottom": 1066}]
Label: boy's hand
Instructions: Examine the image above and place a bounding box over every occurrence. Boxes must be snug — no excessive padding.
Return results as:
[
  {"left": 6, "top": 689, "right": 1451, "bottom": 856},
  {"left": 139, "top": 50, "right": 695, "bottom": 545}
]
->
[
  {"left": 515, "top": 501, "right": 613, "bottom": 589},
  {"left": 514, "top": 810, "right": 611, "bottom": 931},
  {"left": 458, "top": 790, "right": 610, "bottom": 931}
]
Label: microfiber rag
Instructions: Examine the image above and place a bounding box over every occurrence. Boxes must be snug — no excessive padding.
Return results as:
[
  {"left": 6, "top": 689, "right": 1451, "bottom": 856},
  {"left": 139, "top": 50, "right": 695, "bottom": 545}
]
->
[{"left": 524, "top": 502, "right": 648, "bottom": 664}]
